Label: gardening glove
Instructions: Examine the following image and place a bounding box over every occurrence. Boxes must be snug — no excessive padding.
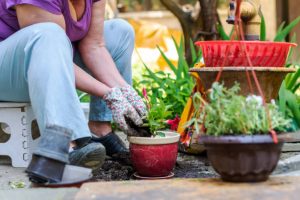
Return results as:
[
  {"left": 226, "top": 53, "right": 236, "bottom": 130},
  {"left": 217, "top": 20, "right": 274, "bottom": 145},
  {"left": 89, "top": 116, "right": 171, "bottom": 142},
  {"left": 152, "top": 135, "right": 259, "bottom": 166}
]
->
[
  {"left": 103, "top": 87, "right": 143, "bottom": 135},
  {"left": 120, "top": 84, "right": 148, "bottom": 118}
]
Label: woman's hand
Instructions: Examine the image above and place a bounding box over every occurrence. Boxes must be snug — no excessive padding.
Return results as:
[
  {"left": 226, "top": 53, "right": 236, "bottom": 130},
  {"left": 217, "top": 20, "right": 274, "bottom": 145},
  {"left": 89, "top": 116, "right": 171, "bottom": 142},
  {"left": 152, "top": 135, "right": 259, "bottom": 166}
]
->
[
  {"left": 120, "top": 85, "right": 147, "bottom": 118},
  {"left": 103, "top": 87, "right": 143, "bottom": 135}
]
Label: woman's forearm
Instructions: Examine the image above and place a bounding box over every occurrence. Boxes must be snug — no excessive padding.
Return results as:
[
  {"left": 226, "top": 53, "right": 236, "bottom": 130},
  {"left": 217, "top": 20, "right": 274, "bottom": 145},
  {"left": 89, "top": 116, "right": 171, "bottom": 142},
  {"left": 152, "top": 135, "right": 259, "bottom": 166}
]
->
[
  {"left": 78, "top": 0, "right": 126, "bottom": 88},
  {"left": 78, "top": 45, "right": 128, "bottom": 88},
  {"left": 74, "top": 63, "right": 111, "bottom": 97}
]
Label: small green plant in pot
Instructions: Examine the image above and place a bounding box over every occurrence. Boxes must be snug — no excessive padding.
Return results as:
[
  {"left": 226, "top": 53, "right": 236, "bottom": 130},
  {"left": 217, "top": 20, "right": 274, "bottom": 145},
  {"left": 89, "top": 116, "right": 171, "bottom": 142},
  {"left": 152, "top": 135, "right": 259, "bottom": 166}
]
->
[
  {"left": 127, "top": 90, "right": 180, "bottom": 178},
  {"left": 187, "top": 82, "right": 291, "bottom": 182}
]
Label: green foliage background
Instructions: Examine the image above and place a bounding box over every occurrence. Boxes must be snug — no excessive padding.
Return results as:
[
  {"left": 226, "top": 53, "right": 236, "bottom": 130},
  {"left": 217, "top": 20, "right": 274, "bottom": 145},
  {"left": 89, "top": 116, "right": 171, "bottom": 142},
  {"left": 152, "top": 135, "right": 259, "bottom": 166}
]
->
[{"left": 134, "top": 37, "right": 202, "bottom": 118}]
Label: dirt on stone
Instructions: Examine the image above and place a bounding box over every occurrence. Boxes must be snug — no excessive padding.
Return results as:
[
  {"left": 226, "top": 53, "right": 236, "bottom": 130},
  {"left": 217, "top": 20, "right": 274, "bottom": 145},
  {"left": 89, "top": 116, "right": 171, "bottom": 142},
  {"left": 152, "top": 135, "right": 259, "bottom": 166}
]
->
[{"left": 92, "top": 153, "right": 218, "bottom": 181}]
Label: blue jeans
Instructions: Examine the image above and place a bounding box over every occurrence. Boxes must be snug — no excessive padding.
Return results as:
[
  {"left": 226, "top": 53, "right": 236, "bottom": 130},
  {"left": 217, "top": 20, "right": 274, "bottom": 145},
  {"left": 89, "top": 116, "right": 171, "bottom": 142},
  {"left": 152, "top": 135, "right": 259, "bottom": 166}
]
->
[{"left": 0, "top": 20, "right": 134, "bottom": 160}]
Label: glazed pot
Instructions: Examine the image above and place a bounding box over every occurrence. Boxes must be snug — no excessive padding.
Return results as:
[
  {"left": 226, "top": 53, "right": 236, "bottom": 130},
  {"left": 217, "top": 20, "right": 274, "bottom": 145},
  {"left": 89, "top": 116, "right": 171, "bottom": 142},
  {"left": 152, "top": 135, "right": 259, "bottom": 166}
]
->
[
  {"left": 128, "top": 131, "right": 180, "bottom": 177},
  {"left": 201, "top": 135, "right": 283, "bottom": 182},
  {"left": 190, "top": 67, "right": 296, "bottom": 102}
]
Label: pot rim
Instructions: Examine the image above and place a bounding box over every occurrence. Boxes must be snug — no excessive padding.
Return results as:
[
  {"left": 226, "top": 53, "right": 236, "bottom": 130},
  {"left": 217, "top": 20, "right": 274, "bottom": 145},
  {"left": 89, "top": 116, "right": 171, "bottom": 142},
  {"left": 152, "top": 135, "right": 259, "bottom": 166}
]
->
[
  {"left": 200, "top": 134, "right": 286, "bottom": 144},
  {"left": 189, "top": 67, "right": 297, "bottom": 73},
  {"left": 128, "top": 131, "right": 180, "bottom": 145},
  {"left": 195, "top": 40, "right": 297, "bottom": 47}
]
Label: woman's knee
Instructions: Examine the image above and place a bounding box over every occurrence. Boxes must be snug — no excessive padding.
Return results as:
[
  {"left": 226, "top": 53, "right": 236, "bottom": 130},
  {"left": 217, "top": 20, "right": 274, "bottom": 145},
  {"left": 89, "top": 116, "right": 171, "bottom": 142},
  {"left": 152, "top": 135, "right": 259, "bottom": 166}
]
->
[
  {"left": 105, "top": 19, "right": 135, "bottom": 45},
  {"left": 104, "top": 19, "right": 135, "bottom": 59},
  {"left": 27, "top": 22, "right": 71, "bottom": 49},
  {"left": 114, "top": 19, "right": 135, "bottom": 42}
]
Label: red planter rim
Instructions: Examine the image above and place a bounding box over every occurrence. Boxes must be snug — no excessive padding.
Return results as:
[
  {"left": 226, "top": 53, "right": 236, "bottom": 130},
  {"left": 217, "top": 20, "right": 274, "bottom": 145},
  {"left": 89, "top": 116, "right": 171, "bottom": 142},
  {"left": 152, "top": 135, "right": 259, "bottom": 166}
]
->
[{"left": 195, "top": 40, "right": 297, "bottom": 47}]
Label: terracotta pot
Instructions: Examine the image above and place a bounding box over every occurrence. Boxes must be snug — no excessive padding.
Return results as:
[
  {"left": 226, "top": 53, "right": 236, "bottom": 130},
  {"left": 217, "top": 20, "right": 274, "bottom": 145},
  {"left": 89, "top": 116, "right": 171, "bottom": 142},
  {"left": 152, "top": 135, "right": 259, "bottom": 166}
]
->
[
  {"left": 201, "top": 135, "right": 283, "bottom": 182},
  {"left": 128, "top": 131, "right": 180, "bottom": 177},
  {"left": 190, "top": 67, "right": 296, "bottom": 102}
]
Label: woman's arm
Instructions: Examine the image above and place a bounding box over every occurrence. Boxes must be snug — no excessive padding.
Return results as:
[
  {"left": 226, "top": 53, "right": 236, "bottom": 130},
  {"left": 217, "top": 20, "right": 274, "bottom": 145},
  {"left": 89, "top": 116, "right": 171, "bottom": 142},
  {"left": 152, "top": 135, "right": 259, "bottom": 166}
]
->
[
  {"left": 15, "top": 4, "right": 65, "bottom": 29},
  {"left": 78, "top": 0, "right": 128, "bottom": 88},
  {"left": 15, "top": 4, "right": 111, "bottom": 97}
]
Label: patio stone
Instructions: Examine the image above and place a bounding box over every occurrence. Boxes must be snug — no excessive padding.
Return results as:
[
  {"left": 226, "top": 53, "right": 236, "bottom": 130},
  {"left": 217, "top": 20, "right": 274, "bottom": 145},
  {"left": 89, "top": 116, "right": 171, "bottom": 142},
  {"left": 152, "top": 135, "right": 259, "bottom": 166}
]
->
[
  {"left": 274, "top": 154, "right": 300, "bottom": 174},
  {"left": 75, "top": 176, "right": 300, "bottom": 200},
  {"left": 0, "top": 188, "right": 78, "bottom": 200}
]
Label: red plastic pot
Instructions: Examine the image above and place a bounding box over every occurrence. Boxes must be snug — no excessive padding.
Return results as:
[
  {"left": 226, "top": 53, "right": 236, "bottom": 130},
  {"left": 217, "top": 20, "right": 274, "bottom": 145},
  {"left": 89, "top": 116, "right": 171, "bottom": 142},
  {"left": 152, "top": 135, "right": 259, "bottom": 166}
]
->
[
  {"left": 128, "top": 131, "right": 180, "bottom": 177},
  {"left": 195, "top": 41, "right": 296, "bottom": 67}
]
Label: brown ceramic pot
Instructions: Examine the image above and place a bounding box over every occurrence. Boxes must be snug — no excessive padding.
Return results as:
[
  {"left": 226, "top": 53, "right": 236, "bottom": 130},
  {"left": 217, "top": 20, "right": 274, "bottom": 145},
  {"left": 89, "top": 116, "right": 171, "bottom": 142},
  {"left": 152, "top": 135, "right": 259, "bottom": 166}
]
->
[
  {"left": 190, "top": 67, "right": 296, "bottom": 102},
  {"left": 200, "top": 135, "right": 283, "bottom": 182}
]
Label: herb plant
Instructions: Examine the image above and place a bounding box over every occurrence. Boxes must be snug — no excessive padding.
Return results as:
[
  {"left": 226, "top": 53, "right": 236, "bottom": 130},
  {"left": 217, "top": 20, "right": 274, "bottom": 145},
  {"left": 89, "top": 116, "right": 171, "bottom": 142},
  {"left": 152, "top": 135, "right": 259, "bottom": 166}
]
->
[
  {"left": 140, "top": 88, "right": 173, "bottom": 136},
  {"left": 144, "top": 100, "right": 173, "bottom": 135},
  {"left": 186, "top": 82, "right": 291, "bottom": 136}
]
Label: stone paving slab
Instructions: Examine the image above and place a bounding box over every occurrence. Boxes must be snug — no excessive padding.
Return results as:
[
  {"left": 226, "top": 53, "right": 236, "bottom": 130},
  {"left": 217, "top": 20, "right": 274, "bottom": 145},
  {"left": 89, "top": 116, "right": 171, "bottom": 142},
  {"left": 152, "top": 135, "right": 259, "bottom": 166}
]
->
[
  {"left": 75, "top": 176, "right": 300, "bottom": 200},
  {"left": 283, "top": 143, "right": 300, "bottom": 152},
  {"left": 274, "top": 154, "right": 300, "bottom": 174},
  {"left": 0, "top": 164, "right": 29, "bottom": 190},
  {"left": 276, "top": 170, "right": 300, "bottom": 176},
  {"left": 0, "top": 188, "right": 78, "bottom": 200}
]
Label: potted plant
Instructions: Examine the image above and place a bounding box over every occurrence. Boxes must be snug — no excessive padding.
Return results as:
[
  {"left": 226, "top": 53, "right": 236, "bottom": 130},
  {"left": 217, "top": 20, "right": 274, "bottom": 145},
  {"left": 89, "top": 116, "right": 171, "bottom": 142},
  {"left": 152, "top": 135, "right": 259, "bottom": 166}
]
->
[
  {"left": 127, "top": 90, "right": 180, "bottom": 178},
  {"left": 186, "top": 82, "right": 292, "bottom": 182}
]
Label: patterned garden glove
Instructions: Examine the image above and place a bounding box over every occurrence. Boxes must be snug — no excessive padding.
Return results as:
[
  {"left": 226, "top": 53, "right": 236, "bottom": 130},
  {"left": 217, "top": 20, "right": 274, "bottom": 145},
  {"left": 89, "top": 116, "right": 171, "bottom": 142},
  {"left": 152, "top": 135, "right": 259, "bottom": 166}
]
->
[
  {"left": 120, "top": 85, "right": 147, "bottom": 118},
  {"left": 103, "top": 87, "right": 143, "bottom": 135}
]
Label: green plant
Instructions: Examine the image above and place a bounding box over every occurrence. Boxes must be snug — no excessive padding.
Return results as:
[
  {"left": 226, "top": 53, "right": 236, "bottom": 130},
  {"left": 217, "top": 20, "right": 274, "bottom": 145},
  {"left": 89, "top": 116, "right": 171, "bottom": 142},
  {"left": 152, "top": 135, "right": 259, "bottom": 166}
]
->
[
  {"left": 278, "top": 64, "right": 300, "bottom": 130},
  {"left": 134, "top": 88, "right": 173, "bottom": 136},
  {"left": 217, "top": 14, "right": 300, "bottom": 131},
  {"left": 186, "top": 82, "right": 291, "bottom": 136},
  {"left": 273, "top": 16, "right": 300, "bottom": 42},
  {"left": 143, "top": 99, "right": 173, "bottom": 135},
  {"left": 135, "top": 36, "right": 201, "bottom": 118},
  {"left": 77, "top": 90, "right": 90, "bottom": 103}
]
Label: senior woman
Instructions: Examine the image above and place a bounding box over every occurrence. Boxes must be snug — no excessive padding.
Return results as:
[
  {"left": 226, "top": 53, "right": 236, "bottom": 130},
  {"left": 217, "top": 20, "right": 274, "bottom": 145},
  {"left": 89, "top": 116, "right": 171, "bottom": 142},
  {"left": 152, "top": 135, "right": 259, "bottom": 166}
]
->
[{"left": 0, "top": 0, "right": 146, "bottom": 183}]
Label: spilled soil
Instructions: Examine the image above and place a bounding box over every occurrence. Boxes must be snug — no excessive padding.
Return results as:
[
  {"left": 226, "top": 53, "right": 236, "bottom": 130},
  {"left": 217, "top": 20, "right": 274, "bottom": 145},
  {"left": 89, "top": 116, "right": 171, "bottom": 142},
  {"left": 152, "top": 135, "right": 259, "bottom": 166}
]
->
[{"left": 91, "top": 153, "right": 218, "bottom": 181}]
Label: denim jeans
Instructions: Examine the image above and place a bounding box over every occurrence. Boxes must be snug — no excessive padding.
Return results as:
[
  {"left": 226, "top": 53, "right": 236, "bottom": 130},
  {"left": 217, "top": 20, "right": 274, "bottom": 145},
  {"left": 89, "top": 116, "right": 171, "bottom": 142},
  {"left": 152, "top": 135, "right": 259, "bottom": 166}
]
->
[{"left": 0, "top": 20, "right": 134, "bottom": 161}]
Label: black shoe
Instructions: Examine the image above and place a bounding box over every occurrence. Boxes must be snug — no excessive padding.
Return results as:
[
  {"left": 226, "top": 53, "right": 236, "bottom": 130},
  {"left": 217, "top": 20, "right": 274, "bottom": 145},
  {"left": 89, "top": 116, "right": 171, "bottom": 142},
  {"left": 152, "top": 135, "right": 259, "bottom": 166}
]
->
[
  {"left": 69, "top": 142, "right": 106, "bottom": 171},
  {"left": 91, "top": 132, "right": 130, "bottom": 165},
  {"left": 26, "top": 155, "right": 65, "bottom": 184}
]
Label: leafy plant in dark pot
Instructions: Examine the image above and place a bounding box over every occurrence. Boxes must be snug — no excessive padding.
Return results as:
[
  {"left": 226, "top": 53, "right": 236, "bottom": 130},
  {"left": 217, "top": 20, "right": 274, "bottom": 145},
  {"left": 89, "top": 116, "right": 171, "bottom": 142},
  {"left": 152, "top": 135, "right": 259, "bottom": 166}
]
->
[
  {"left": 127, "top": 90, "right": 180, "bottom": 178},
  {"left": 186, "top": 82, "right": 292, "bottom": 182}
]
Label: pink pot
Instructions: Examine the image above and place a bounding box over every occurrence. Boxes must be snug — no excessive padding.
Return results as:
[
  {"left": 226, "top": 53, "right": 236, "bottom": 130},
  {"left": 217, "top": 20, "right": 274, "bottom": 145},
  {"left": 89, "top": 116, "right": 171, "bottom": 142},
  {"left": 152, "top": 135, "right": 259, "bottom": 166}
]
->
[{"left": 128, "top": 131, "right": 180, "bottom": 177}]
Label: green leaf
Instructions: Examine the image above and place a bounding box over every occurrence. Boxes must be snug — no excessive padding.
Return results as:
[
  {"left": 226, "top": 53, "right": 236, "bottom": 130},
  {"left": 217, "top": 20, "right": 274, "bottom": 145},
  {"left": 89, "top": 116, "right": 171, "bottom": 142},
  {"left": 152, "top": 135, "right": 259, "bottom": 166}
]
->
[
  {"left": 274, "top": 16, "right": 300, "bottom": 41},
  {"left": 277, "top": 22, "right": 286, "bottom": 33},
  {"left": 217, "top": 24, "right": 230, "bottom": 40},
  {"left": 287, "top": 33, "right": 297, "bottom": 63},
  {"left": 229, "top": 27, "right": 235, "bottom": 39},
  {"left": 189, "top": 38, "right": 197, "bottom": 64},
  {"left": 156, "top": 131, "right": 166, "bottom": 137},
  {"left": 286, "top": 90, "right": 300, "bottom": 127},
  {"left": 259, "top": 11, "right": 266, "bottom": 41},
  {"left": 278, "top": 82, "right": 287, "bottom": 116},
  {"left": 157, "top": 45, "right": 177, "bottom": 75},
  {"left": 9, "top": 181, "right": 26, "bottom": 189},
  {"left": 287, "top": 68, "right": 300, "bottom": 90},
  {"left": 144, "top": 65, "right": 161, "bottom": 84},
  {"left": 292, "top": 82, "right": 300, "bottom": 93},
  {"left": 174, "top": 36, "right": 189, "bottom": 79}
]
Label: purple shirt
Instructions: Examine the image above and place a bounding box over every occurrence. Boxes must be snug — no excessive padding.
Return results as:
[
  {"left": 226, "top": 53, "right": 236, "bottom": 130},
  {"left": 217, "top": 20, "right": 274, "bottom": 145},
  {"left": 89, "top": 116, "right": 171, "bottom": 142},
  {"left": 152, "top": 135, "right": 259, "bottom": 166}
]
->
[{"left": 0, "top": 0, "right": 100, "bottom": 42}]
